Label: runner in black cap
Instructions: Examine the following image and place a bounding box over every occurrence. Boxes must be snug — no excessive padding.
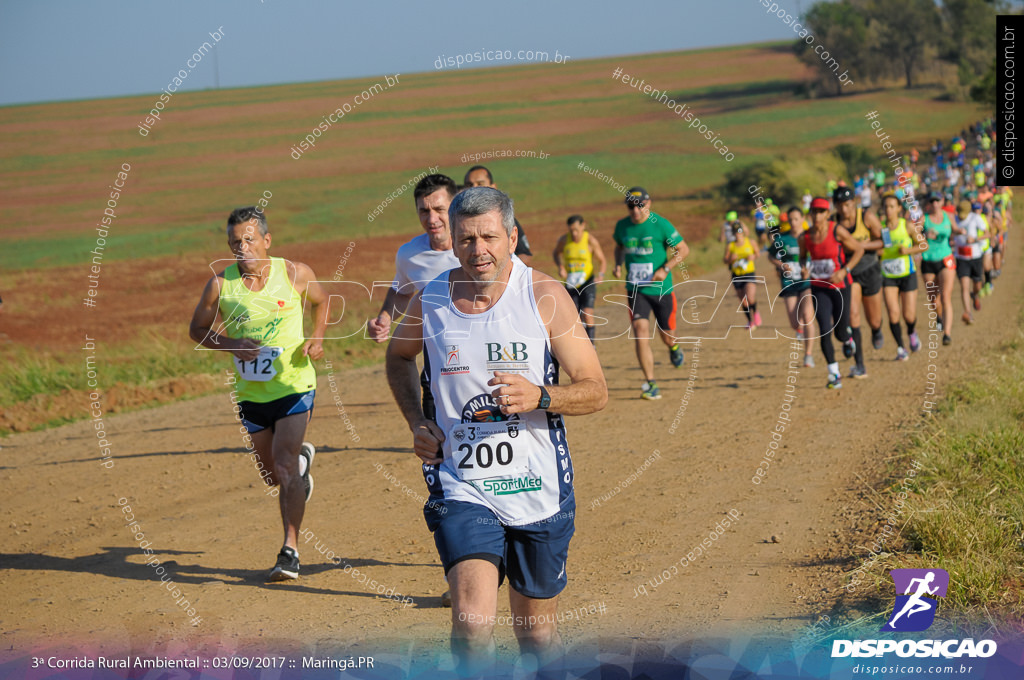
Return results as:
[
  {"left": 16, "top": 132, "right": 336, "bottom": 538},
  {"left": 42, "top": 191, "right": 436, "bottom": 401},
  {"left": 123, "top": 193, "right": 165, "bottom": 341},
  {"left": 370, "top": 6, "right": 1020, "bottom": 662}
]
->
[
  {"left": 833, "top": 185, "right": 884, "bottom": 378},
  {"left": 612, "top": 187, "right": 688, "bottom": 400}
]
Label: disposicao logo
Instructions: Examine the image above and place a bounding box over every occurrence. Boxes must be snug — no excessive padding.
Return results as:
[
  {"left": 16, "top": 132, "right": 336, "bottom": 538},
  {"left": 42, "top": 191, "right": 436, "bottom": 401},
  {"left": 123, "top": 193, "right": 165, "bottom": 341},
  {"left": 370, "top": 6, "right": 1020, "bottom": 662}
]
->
[
  {"left": 882, "top": 568, "right": 948, "bottom": 632},
  {"left": 831, "top": 567, "right": 998, "bottom": 659}
]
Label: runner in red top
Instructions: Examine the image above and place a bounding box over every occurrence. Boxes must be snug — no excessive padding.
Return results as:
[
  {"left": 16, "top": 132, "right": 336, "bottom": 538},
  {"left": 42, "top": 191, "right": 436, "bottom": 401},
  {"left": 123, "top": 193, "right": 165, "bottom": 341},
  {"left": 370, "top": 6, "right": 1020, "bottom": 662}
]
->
[{"left": 800, "top": 197, "right": 864, "bottom": 389}]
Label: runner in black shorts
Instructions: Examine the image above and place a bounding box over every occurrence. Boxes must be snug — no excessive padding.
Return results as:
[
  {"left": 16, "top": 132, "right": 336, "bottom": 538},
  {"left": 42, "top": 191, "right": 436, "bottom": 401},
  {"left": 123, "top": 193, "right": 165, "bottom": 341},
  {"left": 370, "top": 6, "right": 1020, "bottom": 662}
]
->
[
  {"left": 626, "top": 287, "right": 676, "bottom": 330},
  {"left": 879, "top": 193, "right": 925, "bottom": 360},
  {"left": 613, "top": 187, "right": 689, "bottom": 400},
  {"left": 833, "top": 186, "right": 883, "bottom": 378}
]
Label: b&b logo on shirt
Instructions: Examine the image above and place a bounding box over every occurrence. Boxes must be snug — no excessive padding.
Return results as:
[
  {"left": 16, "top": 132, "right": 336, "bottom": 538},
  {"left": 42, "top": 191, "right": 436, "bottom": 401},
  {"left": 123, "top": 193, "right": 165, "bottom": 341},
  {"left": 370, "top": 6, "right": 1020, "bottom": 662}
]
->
[
  {"left": 486, "top": 342, "right": 530, "bottom": 374},
  {"left": 486, "top": 342, "right": 529, "bottom": 361}
]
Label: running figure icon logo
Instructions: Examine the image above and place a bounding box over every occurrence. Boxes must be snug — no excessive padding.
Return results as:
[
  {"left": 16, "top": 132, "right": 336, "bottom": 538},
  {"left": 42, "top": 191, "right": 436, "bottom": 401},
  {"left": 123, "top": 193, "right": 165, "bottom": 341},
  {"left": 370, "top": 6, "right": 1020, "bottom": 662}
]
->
[{"left": 881, "top": 568, "right": 949, "bottom": 632}]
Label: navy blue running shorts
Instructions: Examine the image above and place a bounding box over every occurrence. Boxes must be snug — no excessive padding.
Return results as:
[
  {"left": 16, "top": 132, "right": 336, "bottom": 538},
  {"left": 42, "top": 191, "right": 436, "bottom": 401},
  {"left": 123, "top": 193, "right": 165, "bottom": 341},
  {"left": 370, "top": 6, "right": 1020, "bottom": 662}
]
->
[{"left": 424, "top": 497, "right": 575, "bottom": 599}]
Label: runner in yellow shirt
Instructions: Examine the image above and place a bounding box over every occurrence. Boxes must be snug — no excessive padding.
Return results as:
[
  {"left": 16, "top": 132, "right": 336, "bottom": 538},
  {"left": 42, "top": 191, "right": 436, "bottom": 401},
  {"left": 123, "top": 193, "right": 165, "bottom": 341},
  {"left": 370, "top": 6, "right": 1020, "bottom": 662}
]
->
[
  {"left": 189, "top": 207, "right": 329, "bottom": 581},
  {"left": 553, "top": 215, "right": 607, "bottom": 343},
  {"left": 724, "top": 224, "right": 761, "bottom": 329}
]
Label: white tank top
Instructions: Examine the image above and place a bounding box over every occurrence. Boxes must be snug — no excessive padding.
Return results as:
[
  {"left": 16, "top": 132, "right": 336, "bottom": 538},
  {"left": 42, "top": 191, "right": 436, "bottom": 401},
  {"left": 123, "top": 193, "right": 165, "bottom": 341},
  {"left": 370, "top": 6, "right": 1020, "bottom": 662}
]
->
[{"left": 420, "top": 259, "right": 573, "bottom": 525}]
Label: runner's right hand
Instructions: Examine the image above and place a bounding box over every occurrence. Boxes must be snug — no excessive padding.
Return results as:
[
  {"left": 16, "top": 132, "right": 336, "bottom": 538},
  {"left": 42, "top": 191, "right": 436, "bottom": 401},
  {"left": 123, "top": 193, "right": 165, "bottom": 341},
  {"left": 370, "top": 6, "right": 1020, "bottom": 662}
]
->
[
  {"left": 230, "top": 337, "right": 262, "bottom": 361},
  {"left": 411, "top": 419, "right": 444, "bottom": 465},
  {"left": 367, "top": 313, "right": 391, "bottom": 344}
]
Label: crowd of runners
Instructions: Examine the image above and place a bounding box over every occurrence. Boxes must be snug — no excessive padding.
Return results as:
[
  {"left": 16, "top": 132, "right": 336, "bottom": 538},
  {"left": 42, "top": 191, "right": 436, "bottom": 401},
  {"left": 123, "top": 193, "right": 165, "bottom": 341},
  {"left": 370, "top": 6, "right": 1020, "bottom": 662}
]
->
[
  {"left": 724, "top": 119, "right": 1011, "bottom": 388},
  {"left": 187, "top": 119, "right": 1010, "bottom": 674}
]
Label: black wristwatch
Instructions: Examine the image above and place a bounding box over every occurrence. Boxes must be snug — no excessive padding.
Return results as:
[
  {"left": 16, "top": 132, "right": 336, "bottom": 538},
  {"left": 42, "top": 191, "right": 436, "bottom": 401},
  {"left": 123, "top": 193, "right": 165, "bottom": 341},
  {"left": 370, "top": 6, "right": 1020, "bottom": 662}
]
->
[{"left": 537, "top": 386, "right": 551, "bottom": 410}]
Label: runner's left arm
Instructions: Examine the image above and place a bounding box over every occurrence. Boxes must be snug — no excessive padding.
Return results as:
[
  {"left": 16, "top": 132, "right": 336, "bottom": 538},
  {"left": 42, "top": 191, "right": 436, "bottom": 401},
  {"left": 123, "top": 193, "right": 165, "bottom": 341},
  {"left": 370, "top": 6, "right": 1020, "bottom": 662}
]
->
[
  {"left": 290, "top": 260, "right": 327, "bottom": 360},
  {"left": 833, "top": 226, "right": 864, "bottom": 283},
  {"left": 652, "top": 223, "right": 688, "bottom": 282},
  {"left": 552, "top": 234, "right": 566, "bottom": 279},
  {"left": 903, "top": 216, "right": 928, "bottom": 256},
  {"left": 861, "top": 210, "right": 885, "bottom": 251},
  {"left": 663, "top": 224, "right": 689, "bottom": 271},
  {"left": 589, "top": 235, "right": 607, "bottom": 281},
  {"left": 489, "top": 274, "right": 606, "bottom": 417},
  {"left": 798, "top": 234, "right": 810, "bottom": 279}
]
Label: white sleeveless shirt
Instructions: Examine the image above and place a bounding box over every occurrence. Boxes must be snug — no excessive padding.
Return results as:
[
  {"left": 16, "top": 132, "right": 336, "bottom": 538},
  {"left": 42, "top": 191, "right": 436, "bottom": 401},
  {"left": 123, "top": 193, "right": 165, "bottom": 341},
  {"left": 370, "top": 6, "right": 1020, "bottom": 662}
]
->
[{"left": 420, "top": 258, "right": 573, "bottom": 525}]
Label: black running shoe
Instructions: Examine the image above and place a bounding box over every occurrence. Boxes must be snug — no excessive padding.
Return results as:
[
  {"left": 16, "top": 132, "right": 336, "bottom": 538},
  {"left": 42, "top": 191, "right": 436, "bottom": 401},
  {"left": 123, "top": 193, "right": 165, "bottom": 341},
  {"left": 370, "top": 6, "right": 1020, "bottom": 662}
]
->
[
  {"left": 300, "top": 442, "right": 315, "bottom": 502},
  {"left": 268, "top": 546, "right": 299, "bottom": 581},
  {"left": 871, "top": 327, "right": 883, "bottom": 350},
  {"left": 842, "top": 334, "right": 856, "bottom": 359},
  {"left": 942, "top": 334, "right": 952, "bottom": 346}
]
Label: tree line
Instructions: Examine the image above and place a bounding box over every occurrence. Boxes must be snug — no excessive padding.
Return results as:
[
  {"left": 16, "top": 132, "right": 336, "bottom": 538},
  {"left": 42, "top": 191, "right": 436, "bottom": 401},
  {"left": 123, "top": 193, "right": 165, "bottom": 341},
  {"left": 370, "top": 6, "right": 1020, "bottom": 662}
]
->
[{"left": 796, "top": 0, "right": 1003, "bottom": 101}]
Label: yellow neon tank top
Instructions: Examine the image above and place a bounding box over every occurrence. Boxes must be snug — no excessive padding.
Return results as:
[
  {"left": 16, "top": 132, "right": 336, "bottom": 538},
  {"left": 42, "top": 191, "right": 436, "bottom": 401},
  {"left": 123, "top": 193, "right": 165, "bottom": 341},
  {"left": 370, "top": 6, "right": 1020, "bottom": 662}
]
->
[
  {"left": 561, "top": 231, "right": 594, "bottom": 283},
  {"left": 218, "top": 257, "right": 316, "bottom": 402},
  {"left": 728, "top": 239, "right": 756, "bottom": 275},
  {"left": 880, "top": 218, "right": 915, "bottom": 278}
]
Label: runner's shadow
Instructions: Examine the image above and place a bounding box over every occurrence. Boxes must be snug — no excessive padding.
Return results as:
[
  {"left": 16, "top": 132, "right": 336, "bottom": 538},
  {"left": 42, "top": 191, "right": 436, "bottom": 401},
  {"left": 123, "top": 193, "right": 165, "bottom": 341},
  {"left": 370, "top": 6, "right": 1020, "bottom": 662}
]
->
[
  {"left": 39, "top": 444, "right": 394, "bottom": 467},
  {"left": 300, "top": 556, "right": 440, "bottom": 575},
  {"left": 339, "top": 446, "right": 413, "bottom": 455},
  {"left": 34, "top": 447, "right": 247, "bottom": 466},
  {"left": 0, "top": 548, "right": 436, "bottom": 597},
  {"left": 798, "top": 554, "right": 863, "bottom": 569}
]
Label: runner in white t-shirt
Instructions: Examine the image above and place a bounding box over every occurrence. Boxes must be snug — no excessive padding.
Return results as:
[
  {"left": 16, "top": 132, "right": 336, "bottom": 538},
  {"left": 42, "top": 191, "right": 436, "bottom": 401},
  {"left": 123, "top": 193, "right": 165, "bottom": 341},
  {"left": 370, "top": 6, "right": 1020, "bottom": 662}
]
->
[
  {"left": 368, "top": 174, "right": 460, "bottom": 342},
  {"left": 953, "top": 200, "right": 985, "bottom": 325}
]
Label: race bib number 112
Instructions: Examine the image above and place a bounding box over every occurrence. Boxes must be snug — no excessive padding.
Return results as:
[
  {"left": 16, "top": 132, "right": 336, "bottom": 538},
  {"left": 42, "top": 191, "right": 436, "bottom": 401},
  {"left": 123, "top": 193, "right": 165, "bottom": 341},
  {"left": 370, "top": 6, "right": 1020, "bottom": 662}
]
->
[{"left": 233, "top": 346, "right": 282, "bottom": 382}]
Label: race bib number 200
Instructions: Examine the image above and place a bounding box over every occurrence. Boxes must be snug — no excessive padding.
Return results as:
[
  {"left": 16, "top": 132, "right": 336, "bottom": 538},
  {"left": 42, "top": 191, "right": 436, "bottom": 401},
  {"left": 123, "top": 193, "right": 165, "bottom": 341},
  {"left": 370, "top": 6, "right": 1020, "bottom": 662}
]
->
[
  {"left": 449, "top": 421, "right": 529, "bottom": 482},
  {"left": 233, "top": 346, "right": 282, "bottom": 382}
]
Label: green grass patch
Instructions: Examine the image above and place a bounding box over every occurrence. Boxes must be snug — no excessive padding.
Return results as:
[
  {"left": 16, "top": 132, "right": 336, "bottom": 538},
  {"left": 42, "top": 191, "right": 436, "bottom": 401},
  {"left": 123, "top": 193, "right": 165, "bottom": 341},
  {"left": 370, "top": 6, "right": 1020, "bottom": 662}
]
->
[
  {"left": 837, "top": 313, "right": 1024, "bottom": 636},
  {"left": 0, "top": 319, "right": 384, "bottom": 436}
]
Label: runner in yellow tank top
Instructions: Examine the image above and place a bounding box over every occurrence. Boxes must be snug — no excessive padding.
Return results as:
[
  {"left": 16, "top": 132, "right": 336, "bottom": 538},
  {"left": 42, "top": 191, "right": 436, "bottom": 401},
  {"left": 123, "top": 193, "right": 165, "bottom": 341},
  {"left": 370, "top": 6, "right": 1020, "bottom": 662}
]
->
[
  {"left": 879, "top": 194, "right": 926, "bottom": 361},
  {"left": 724, "top": 224, "right": 761, "bottom": 329},
  {"left": 553, "top": 215, "right": 607, "bottom": 342},
  {"left": 218, "top": 257, "right": 317, "bottom": 402},
  {"left": 189, "top": 206, "right": 329, "bottom": 582}
]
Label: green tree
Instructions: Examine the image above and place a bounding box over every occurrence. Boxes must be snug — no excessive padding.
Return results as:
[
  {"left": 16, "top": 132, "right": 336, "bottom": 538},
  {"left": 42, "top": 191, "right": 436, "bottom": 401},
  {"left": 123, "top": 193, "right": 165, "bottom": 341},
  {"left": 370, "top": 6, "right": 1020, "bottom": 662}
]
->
[
  {"left": 940, "top": 0, "right": 999, "bottom": 85},
  {"left": 865, "top": 0, "right": 942, "bottom": 89},
  {"left": 794, "top": 1, "right": 874, "bottom": 95},
  {"left": 970, "top": 59, "right": 997, "bottom": 107}
]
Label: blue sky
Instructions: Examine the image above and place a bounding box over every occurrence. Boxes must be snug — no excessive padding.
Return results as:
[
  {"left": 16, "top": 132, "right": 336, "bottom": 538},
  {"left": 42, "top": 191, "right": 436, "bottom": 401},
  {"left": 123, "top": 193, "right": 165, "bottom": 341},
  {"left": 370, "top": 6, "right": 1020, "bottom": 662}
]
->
[{"left": 0, "top": 0, "right": 811, "bottom": 106}]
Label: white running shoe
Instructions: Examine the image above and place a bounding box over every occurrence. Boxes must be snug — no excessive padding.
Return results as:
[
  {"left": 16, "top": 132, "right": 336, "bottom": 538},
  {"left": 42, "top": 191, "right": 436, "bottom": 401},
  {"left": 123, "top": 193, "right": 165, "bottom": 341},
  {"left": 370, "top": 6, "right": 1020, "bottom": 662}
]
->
[{"left": 300, "top": 442, "right": 315, "bottom": 502}]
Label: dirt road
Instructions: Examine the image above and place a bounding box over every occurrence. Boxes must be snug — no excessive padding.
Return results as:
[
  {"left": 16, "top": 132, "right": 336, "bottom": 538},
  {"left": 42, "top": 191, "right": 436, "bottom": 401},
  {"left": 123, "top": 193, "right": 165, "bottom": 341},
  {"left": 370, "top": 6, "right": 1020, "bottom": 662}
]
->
[{"left": 1, "top": 236, "right": 1019, "bottom": 662}]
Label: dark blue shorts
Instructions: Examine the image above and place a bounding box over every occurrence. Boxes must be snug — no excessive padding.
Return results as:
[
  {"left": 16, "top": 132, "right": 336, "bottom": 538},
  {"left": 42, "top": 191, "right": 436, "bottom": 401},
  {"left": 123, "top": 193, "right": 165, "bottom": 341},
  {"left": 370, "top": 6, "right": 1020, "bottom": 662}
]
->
[
  {"left": 238, "top": 390, "right": 315, "bottom": 434},
  {"left": 424, "top": 498, "right": 575, "bottom": 599}
]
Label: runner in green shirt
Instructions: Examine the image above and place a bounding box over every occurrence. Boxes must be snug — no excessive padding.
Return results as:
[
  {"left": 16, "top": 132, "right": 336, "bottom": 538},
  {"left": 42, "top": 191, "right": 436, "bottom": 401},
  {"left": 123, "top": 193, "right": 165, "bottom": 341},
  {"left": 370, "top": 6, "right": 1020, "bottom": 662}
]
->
[
  {"left": 919, "top": 193, "right": 956, "bottom": 346},
  {"left": 612, "top": 187, "right": 689, "bottom": 400}
]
